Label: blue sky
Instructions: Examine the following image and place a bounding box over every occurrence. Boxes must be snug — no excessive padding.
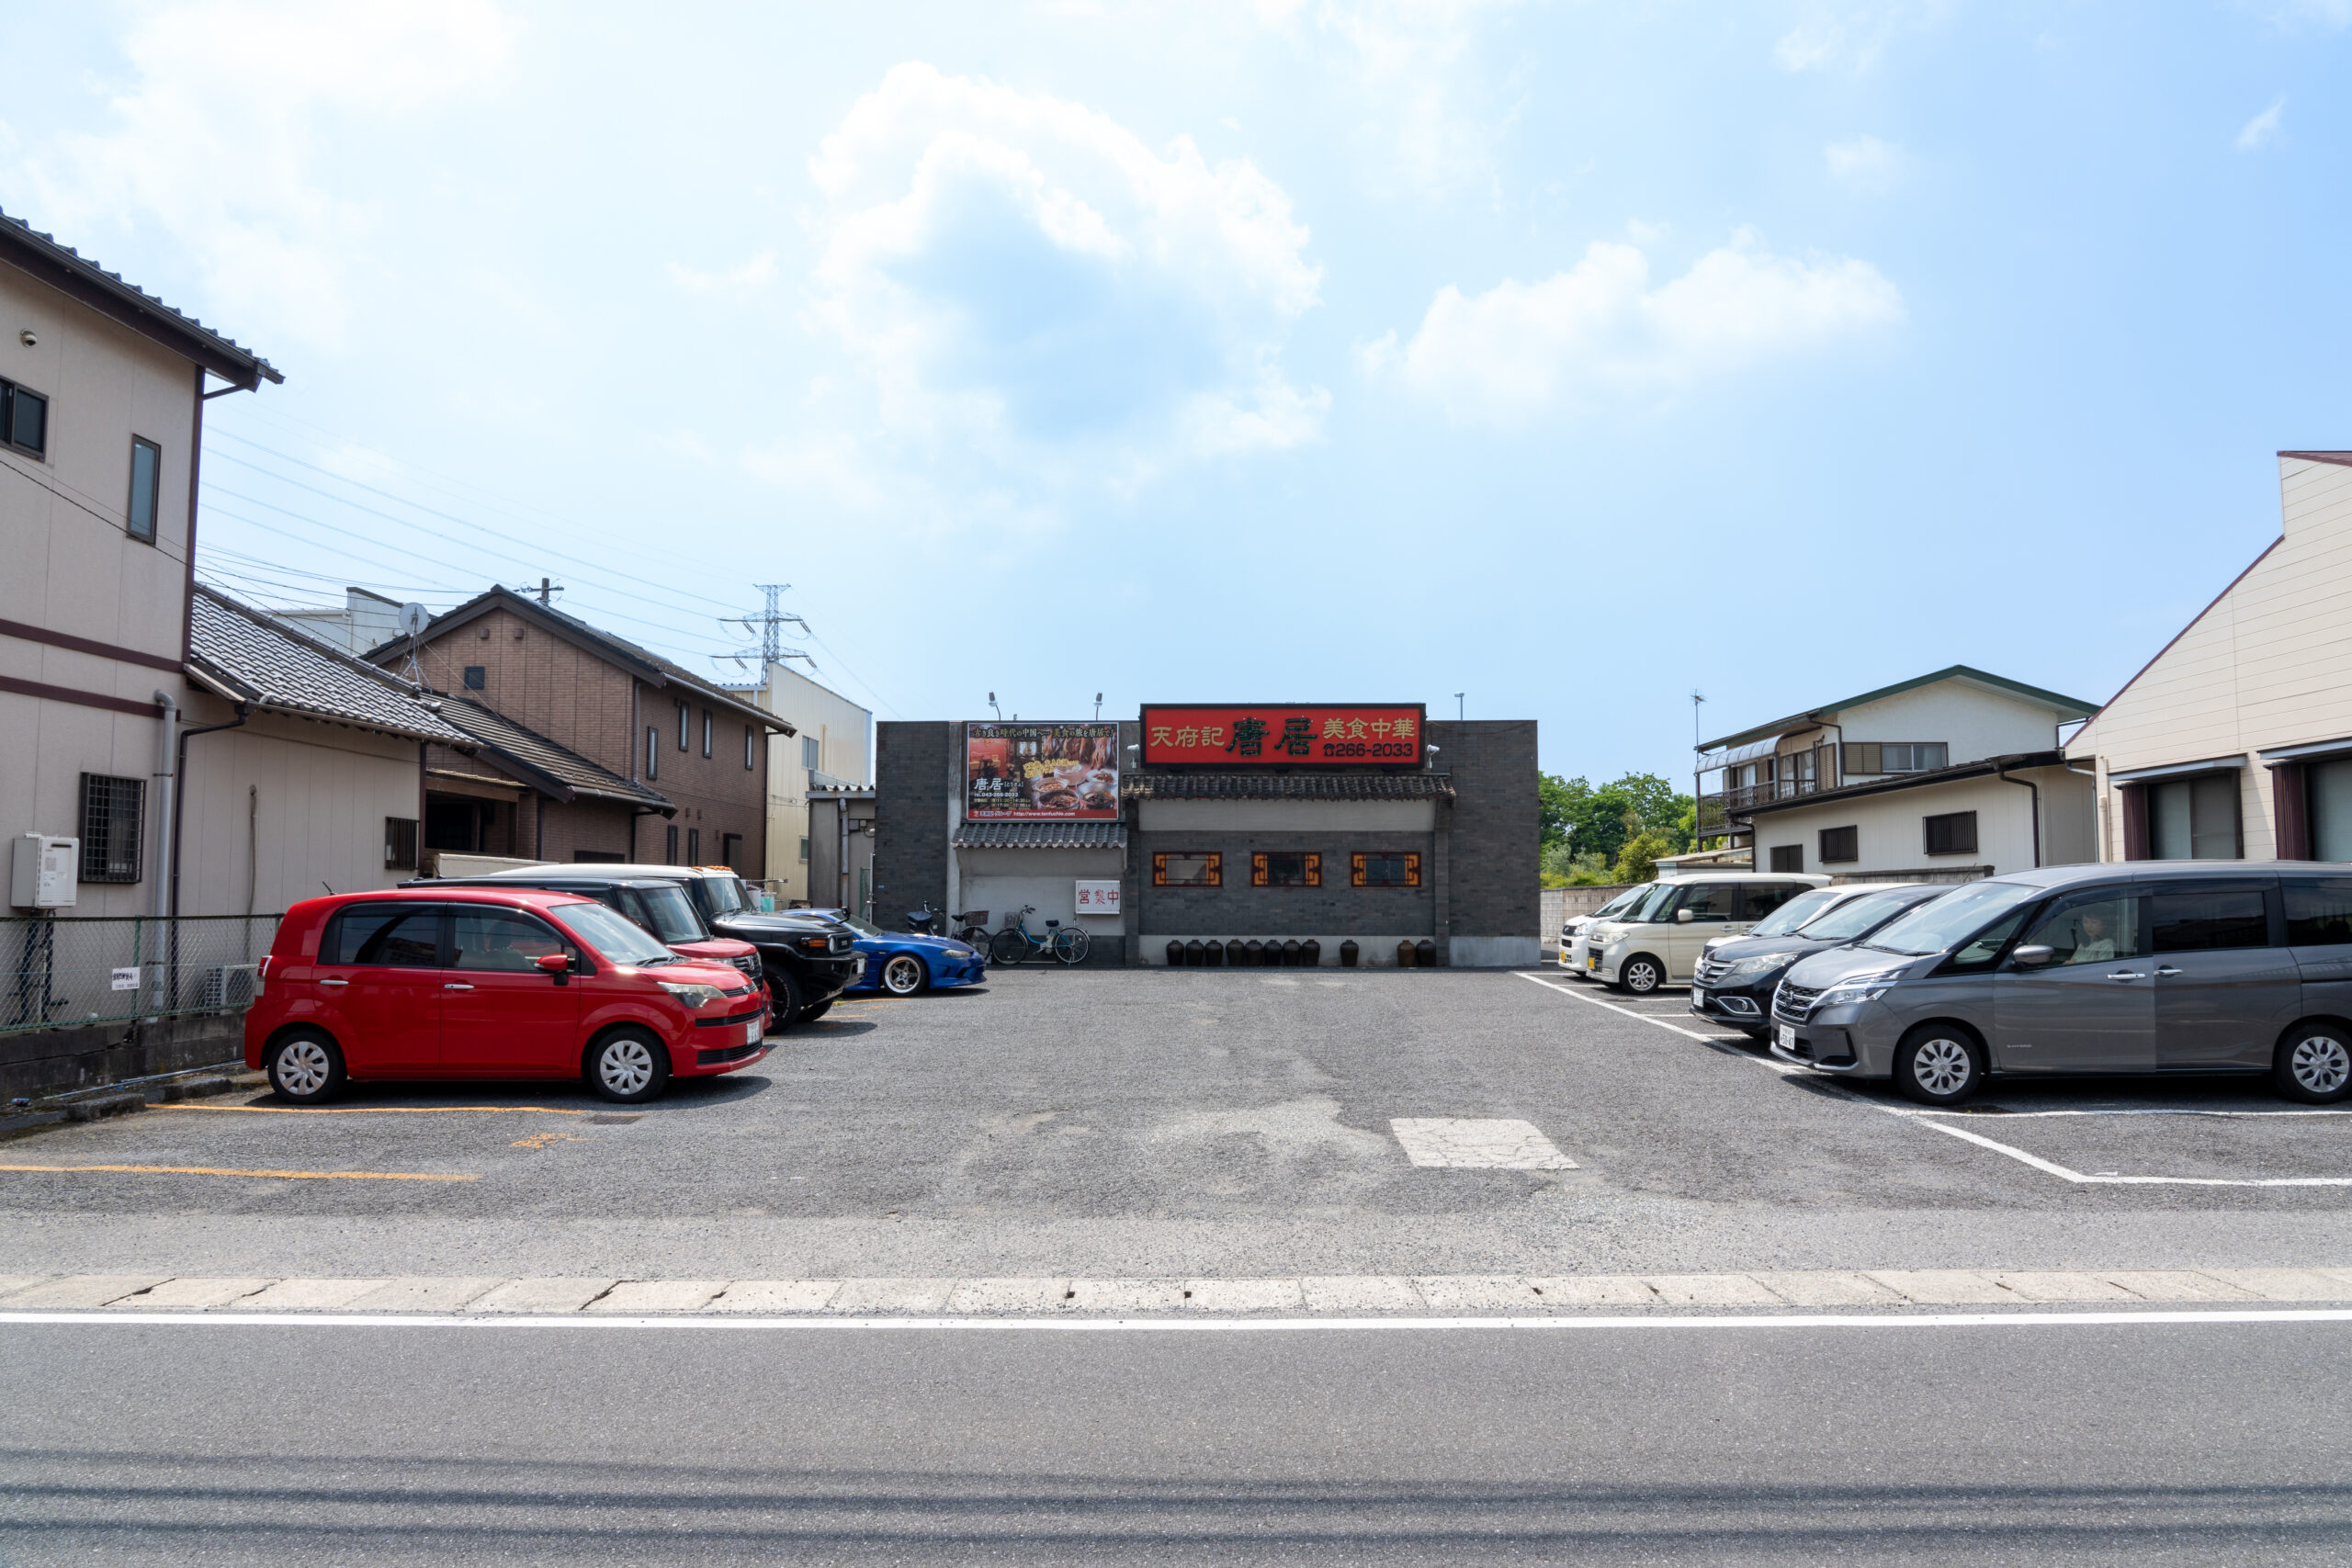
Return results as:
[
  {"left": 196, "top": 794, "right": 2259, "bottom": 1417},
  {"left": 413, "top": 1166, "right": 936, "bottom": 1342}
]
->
[{"left": 5, "top": 1, "right": 2347, "bottom": 782}]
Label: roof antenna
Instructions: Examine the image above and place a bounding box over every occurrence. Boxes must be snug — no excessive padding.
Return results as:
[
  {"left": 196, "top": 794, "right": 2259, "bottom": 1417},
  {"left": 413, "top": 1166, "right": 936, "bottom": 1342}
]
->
[{"left": 396, "top": 602, "right": 430, "bottom": 690}]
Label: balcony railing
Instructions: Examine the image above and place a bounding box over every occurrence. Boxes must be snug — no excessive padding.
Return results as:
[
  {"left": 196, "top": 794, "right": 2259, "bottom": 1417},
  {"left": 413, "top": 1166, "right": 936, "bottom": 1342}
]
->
[{"left": 1700, "top": 776, "right": 1826, "bottom": 829}]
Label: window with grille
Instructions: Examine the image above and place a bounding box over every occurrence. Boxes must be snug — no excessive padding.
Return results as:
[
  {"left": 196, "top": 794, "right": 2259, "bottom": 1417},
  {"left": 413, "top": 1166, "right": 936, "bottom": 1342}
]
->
[
  {"left": 1351, "top": 852, "right": 1420, "bottom": 886},
  {"left": 1251, "top": 852, "right": 1319, "bottom": 887},
  {"left": 128, "top": 437, "right": 161, "bottom": 543},
  {"left": 1924, "top": 810, "right": 1978, "bottom": 855},
  {"left": 385, "top": 817, "right": 418, "bottom": 871},
  {"left": 1151, "top": 852, "right": 1220, "bottom": 887},
  {"left": 78, "top": 773, "right": 144, "bottom": 883},
  {"left": 1769, "top": 844, "right": 1804, "bottom": 874},
  {"left": 1818, "top": 825, "right": 1859, "bottom": 863},
  {"left": 0, "top": 377, "right": 47, "bottom": 457}
]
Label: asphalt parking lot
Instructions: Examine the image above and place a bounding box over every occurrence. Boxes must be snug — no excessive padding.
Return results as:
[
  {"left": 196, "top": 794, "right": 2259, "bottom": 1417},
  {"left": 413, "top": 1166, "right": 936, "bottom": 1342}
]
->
[{"left": 2, "top": 967, "right": 2348, "bottom": 1282}]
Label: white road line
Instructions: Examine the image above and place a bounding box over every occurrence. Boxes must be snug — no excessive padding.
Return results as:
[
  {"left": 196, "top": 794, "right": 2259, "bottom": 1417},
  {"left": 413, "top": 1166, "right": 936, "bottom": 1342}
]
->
[
  {"left": 1916, "top": 1107, "right": 2352, "bottom": 1120},
  {"left": 5, "top": 1308, "right": 2350, "bottom": 1332},
  {"left": 1390, "top": 1118, "right": 1577, "bottom": 1169},
  {"left": 1510, "top": 971, "right": 2352, "bottom": 1188}
]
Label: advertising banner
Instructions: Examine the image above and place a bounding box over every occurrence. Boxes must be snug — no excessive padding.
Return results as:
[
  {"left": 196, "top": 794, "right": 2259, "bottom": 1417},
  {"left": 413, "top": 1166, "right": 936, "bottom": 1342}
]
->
[
  {"left": 1140, "top": 705, "right": 1427, "bottom": 766},
  {"left": 966, "top": 722, "right": 1121, "bottom": 818}
]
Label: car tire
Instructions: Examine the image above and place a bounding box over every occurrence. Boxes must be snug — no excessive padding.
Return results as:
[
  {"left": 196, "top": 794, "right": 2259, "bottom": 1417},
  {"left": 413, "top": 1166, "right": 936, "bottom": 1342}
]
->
[
  {"left": 880, "top": 954, "right": 927, "bottom": 997},
  {"left": 795, "top": 997, "right": 834, "bottom": 1024},
  {"left": 586, "top": 1028, "right": 671, "bottom": 1104},
  {"left": 267, "top": 1030, "right": 346, "bottom": 1105},
  {"left": 1617, "top": 954, "right": 1665, "bottom": 995},
  {"left": 765, "top": 969, "right": 806, "bottom": 1029},
  {"left": 1894, "top": 1025, "right": 1984, "bottom": 1106},
  {"left": 2273, "top": 1023, "right": 2352, "bottom": 1104}
]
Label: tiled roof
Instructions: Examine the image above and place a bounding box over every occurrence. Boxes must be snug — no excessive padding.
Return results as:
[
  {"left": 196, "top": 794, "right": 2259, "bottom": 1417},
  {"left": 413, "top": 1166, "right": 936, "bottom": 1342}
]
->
[
  {"left": 1122, "top": 773, "right": 1454, "bottom": 802},
  {"left": 187, "top": 587, "right": 470, "bottom": 742},
  {"left": 952, "top": 820, "right": 1128, "bottom": 849},
  {"left": 435, "top": 697, "right": 673, "bottom": 811},
  {"left": 0, "top": 210, "right": 280, "bottom": 389}
]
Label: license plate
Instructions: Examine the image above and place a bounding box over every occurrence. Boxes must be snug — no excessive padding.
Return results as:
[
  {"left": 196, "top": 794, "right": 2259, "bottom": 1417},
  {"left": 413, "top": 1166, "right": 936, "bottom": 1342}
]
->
[
  {"left": 1587, "top": 954, "right": 1600, "bottom": 970},
  {"left": 1691, "top": 988, "right": 1707, "bottom": 1010},
  {"left": 747, "top": 1021, "right": 763, "bottom": 1046},
  {"left": 1776, "top": 1024, "right": 1796, "bottom": 1051}
]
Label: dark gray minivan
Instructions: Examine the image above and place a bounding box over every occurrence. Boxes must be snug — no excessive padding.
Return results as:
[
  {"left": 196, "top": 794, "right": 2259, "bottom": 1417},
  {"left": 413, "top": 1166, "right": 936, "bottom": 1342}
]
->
[{"left": 1770, "top": 862, "right": 2352, "bottom": 1105}]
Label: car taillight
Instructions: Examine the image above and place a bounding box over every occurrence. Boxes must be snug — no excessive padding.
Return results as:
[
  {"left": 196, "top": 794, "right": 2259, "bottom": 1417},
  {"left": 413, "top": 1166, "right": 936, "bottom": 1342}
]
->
[{"left": 255, "top": 954, "right": 272, "bottom": 993}]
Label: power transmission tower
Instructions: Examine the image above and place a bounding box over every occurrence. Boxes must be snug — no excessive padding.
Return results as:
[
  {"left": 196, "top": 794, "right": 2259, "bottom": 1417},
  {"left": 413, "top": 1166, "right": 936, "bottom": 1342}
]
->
[{"left": 722, "top": 583, "right": 817, "bottom": 673}]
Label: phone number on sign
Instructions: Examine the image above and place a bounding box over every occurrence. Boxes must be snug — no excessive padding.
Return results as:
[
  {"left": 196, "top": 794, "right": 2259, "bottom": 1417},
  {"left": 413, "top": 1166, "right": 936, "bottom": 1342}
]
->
[{"left": 1319, "top": 741, "right": 1417, "bottom": 759}]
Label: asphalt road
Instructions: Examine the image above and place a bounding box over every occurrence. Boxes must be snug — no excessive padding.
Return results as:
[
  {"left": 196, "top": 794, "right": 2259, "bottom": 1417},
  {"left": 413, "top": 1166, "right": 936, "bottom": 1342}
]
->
[
  {"left": 5, "top": 1314, "right": 2348, "bottom": 1565},
  {"left": 2, "top": 968, "right": 2349, "bottom": 1280}
]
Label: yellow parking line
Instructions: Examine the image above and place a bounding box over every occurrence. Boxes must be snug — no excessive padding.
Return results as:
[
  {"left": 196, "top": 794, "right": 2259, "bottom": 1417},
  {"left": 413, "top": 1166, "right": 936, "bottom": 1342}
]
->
[
  {"left": 154, "top": 1103, "right": 589, "bottom": 1117},
  {"left": 0, "top": 1162, "right": 477, "bottom": 1182}
]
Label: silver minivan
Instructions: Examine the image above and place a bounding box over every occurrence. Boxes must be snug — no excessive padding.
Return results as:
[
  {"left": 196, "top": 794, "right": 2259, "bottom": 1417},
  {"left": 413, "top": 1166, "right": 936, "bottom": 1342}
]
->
[
  {"left": 1770, "top": 862, "right": 2352, "bottom": 1105},
  {"left": 1585, "top": 872, "right": 1828, "bottom": 994}
]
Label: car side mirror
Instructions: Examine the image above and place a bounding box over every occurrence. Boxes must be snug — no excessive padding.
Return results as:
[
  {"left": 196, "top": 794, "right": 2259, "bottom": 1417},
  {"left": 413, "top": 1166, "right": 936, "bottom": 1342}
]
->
[
  {"left": 536, "top": 953, "right": 571, "bottom": 975},
  {"left": 2011, "top": 944, "right": 2054, "bottom": 968},
  {"left": 1675, "top": 908, "right": 1693, "bottom": 924}
]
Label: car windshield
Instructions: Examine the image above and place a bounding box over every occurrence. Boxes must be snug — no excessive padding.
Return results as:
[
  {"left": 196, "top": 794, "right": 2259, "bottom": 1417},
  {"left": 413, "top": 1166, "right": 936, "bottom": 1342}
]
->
[
  {"left": 628, "top": 884, "right": 708, "bottom": 944},
  {"left": 1799, "top": 887, "right": 1936, "bottom": 943},
  {"left": 698, "top": 875, "right": 752, "bottom": 917},
  {"left": 1863, "top": 880, "right": 2041, "bottom": 956},
  {"left": 1625, "top": 883, "right": 1680, "bottom": 922},
  {"left": 1747, "top": 888, "right": 1841, "bottom": 938},
  {"left": 553, "top": 900, "right": 679, "bottom": 965},
  {"left": 1592, "top": 886, "right": 1644, "bottom": 919},
  {"left": 833, "top": 912, "right": 887, "bottom": 938}
]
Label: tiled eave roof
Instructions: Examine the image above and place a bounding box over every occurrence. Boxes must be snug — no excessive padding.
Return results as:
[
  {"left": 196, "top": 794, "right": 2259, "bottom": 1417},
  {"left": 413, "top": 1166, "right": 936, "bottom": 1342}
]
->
[
  {"left": 1122, "top": 773, "right": 1454, "bottom": 802},
  {"left": 187, "top": 587, "right": 470, "bottom": 743},
  {"left": 0, "top": 210, "right": 280, "bottom": 389},
  {"left": 952, "top": 820, "right": 1127, "bottom": 850},
  {"left": 435, "top": 696, "right": 674, "bottom": 813}
]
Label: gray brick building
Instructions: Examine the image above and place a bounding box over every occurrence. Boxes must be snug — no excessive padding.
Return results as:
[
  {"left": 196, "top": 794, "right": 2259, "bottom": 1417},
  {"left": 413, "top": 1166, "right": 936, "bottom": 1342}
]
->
[{"left": 871, "top": 712, "right": 1538, "bottom": 967}]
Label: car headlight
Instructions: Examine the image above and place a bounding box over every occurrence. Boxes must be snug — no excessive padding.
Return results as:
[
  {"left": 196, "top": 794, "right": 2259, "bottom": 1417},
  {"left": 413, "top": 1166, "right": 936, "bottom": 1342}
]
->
[
  {"left": 659, "top": 981, "right": 728, "bottom": 1008},
  {"left": 1814, "top": 972, "right": 1902, "bottom": 1010},
  {"left": 1722, "top": 954, "right": 1788, "bottom": 978}
]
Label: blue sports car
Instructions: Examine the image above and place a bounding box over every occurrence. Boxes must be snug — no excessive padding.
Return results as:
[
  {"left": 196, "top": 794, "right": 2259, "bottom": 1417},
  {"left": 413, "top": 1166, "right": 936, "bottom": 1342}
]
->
[{"left": 808, "top": 909, "right": 988, "bottom": 997}]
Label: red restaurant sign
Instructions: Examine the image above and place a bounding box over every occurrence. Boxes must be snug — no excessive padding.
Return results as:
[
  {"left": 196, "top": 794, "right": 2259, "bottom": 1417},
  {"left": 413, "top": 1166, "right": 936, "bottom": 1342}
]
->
[{"left": 1140, "top": 705, "right": 1427, "bottom": 766}]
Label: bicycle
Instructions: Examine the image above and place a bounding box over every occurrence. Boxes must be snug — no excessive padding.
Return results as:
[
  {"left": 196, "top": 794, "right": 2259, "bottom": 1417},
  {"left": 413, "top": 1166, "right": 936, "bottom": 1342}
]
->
[{"left": 987, "top": 906, "right": 1090, "bottom": 966}]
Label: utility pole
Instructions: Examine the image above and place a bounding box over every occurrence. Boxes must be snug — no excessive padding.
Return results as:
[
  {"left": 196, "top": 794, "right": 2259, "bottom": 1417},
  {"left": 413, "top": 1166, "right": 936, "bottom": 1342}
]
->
[
  {"left": 1691, "top": 690, "right": 1707, "bottom": 852},
  {"left": 535, "top": 577, "right": 563, "bottom": 606},
  {"left": 1454, "top": 692, "right": 1465, "bottom": 722}
]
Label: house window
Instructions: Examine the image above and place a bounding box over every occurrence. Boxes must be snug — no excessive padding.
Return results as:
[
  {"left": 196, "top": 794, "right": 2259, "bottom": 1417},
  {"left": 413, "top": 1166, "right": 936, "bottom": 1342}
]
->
[
  {"left": 1251, "top": 852, "right": 1319, "bottom": 887},
  {"left": 798, "top": 836, "right": 810, "bottom": 863},
  {"left": 0, "top": 377, "right": 47, "bottom": 457},
  {"left": 385, "top": 817, "right": 418, "bottom": 871},
  {"left": 702, "top": 711, "right": 712, "bottom": 758},
  {"left": 1818, "top": 826, "right": 1859, "bottom": 864},
  {"left": 745, "top": 725, "right": 756, "bottom": 770},
  {"left": 645, "top": 727, "right": 659, "bottom": 781},
  {"left": 1842, "top": 742, "right": 1950, "bottom": 775},
  {"left": 1351, "top": 852, "right": 1420, "bottom": 886},
  {"left": 686, "top": 828, "right": 700, "bottom": 863},
  {"left": 2149, "top": 774, "right": 2242, "bottom": 860},
  {"left": 665, "top": 823, "right": 679, "bottom": 863},
  {"left": 1924, "top": 810, "right": 1978, "bottom": 856},
  {"left": 1769, "top": 844, "right": 1804, "bottom": 874},
  {"left": 78, "top": 773, "right": 143, "bottom": 883},
  {"left": 463, "top": 666, "right": 485, "bottom": 690},
  {"left": 127, "top": 437, "right": 161, "bottom": 543},
  {"left": 803, "top": 736, "right": 820, "bottom": 770},
  {"left": 678, "top": 703, "right": 690, "bottom": 751},
  {"left": 721, "top": 832, "right": 743, "bottom": 871},
  {"left": 1151, "top": 852, "right": 1221, "bottom": 887}
]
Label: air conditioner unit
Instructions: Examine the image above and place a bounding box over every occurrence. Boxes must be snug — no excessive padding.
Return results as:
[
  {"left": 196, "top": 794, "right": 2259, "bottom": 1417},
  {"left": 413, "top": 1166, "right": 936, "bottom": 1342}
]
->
[{"left": 200, "top": 964, "right": 257, "bottom": 1011}]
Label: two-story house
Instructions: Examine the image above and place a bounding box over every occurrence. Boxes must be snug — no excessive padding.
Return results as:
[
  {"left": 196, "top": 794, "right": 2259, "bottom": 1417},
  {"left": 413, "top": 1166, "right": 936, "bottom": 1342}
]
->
[
  {"left": 368, "top": 585, "right": 789, "bottom": 871},
  {"left": 1697, "top": 666, "right": 2099, "bottom": 882},
  {"left": 2067, "top": 452, "right": 2352, "bottom": 863}
]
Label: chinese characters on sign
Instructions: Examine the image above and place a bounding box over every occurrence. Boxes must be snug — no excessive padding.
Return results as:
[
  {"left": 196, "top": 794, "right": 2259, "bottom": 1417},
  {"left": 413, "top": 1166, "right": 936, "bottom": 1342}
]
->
[
  {"left": 966, "top": 722, "right": 1120, "bottom": 819},
  {"left": 1138, "top": 706, "right": 1427, "bottom": 766},
  {"left": 1074, "top": 880, "right": 1121, "bottom": 914}
]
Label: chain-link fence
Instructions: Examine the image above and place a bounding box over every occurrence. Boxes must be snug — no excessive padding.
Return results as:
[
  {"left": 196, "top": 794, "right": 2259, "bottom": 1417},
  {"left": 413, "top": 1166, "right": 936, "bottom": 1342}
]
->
[{"left": 2, "top": 915, "right": 284, "bottom": 1037}]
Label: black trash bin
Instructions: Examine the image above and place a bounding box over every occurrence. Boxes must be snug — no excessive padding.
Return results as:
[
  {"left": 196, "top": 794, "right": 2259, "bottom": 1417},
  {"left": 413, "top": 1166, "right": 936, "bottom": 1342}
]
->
[{"left": 1339, "top": 939, "right": 1359, "bottom": 968}]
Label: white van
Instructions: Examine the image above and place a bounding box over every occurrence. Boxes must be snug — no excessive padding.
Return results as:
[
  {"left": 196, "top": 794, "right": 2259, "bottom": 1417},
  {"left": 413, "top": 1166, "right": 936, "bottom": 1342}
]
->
[
  {"left": 1560, "top": 885, "right": 1647, "bottom": 976},
  {"left": 1582, "top": 872, "right": 1829, "bottom": 995}
]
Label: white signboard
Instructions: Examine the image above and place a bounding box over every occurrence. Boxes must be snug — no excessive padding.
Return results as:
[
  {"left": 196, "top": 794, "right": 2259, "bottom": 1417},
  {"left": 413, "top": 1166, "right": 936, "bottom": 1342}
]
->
[
  {"left": 110, "top": 966, "right": 142, "bottom": 992},
  {"left": 1075, "top": 880, "right": 1121, "bottom": 916}
]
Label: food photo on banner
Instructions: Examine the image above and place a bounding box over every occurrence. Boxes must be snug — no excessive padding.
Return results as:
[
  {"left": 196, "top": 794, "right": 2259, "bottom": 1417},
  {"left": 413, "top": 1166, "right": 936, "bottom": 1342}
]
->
[
  {"left": 966, "top": 722, "right": 1121, "bottom": 818},
  {"left": 1139, "top": 705, "right": 1428, "bottom": 766}
]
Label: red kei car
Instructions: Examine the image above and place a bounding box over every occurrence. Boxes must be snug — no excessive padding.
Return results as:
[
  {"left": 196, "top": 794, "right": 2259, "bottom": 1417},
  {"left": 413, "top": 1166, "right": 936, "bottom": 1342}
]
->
[{"left": 245, "top": 888, "right": 771, "bottom": 1104}]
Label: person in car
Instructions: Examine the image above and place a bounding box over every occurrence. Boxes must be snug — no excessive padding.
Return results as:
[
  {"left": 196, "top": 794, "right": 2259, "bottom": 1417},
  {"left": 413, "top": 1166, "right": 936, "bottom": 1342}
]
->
[{"left": 2068, "top": 908, "right": 2120, "bottom": 964}]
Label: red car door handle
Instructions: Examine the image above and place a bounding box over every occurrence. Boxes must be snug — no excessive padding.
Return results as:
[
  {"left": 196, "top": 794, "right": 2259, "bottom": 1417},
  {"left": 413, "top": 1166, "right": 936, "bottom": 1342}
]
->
[
  {"left": 318, "top": 978, "right": 348, "bottom": 987},
  {"left": 443, "top": 982, "right": 474, "bottom": 991}
]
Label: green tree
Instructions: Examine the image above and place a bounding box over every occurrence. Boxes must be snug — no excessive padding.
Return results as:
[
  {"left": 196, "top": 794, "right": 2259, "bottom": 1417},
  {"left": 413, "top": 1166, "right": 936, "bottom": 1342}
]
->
[
  {"left": 1611, "top": 829, "right": 1678, "bottom": 886},
  {"left": 1539, "top": 771, "right": 1697, "bottom": 868}
]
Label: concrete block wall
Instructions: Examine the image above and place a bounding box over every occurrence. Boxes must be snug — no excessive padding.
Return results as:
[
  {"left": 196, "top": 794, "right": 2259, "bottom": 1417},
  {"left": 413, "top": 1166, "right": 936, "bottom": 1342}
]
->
[
  {"left": 1430, "top": 719, "right": 1541, "bottom": 964},
  {"left": 875, "top": 722, "right": 951, "bottom": 918}
]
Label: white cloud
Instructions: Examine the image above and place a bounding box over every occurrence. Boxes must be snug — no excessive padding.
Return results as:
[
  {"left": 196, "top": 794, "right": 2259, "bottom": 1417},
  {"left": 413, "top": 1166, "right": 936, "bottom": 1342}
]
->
[
  {"left": 3, "top": 0, "right": 516, "bottom": 345},
  {"left": 1365, "top": 231, "right": 1905, "bottom": 427},
  {"left": 669, "top": 253, "right": 781, "bottom": 295},
  {"left": 1824, "top": 135, "right": 1906, "bottom": 192},
  {"left": 805, "top": 62, "right": 1327, "bottom": 480},
  {"left": 1775, "top": 2, "right": 1950, "bottom": 73},
  {"left": 1303, "top": 0, "right": 1528, "bottom": 193},
  {"left": 2235, "top": 97, "right": 2286, "bottom": 152},
  {"left": 2249, "top": 0, "right": 2351, "bottom": 25}
]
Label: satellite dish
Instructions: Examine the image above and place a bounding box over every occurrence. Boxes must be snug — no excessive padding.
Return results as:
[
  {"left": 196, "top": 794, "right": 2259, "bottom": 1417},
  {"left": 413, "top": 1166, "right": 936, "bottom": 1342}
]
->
[{"left": 398, "top": 603, "right": 430, "bottom": 637}]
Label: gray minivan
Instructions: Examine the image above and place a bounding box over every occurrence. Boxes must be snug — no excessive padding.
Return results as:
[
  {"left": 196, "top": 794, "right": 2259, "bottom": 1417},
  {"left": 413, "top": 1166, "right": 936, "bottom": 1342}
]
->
[{"left": 1770, "top": 862, "right": 2352, "bottom": 1106}]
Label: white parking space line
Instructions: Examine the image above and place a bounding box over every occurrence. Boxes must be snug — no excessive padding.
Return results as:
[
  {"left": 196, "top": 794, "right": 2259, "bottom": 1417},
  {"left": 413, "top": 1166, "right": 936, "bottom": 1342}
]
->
[
  {"left": 7, "top": 1308, "right": 2352, "bottom": 1332},
  {"left": 1510, "top": 971, "right": 2352, "bottom": 1188},
  {"left": 1389, "top": 1118, "right": 1577, "bottom": 1169}
]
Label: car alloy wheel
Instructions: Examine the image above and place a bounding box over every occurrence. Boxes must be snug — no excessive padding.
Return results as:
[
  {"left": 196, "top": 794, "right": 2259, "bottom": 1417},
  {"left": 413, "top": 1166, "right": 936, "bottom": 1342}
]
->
[
  {"left": 270, "top": 1037, "right": 339, "bottom": 1101},
  {"left": 1910, "top": 1038, "right": 1973, "bottom": 1097},
  {"left": 2286, "top": 1034, "right": 2342, "bottom": 1100},
  {"left": 596, "top": 1037, "right": 657, "bottom": 1098},
  {"left": 881, "top": 954, "right": 926, "bottom": 996},
  {"left": 1622, "top": 957, "right": 1663, "bottom": 995},
  {"left": 1896, "top": 1029, "right": 1981, "bottom": 1105}
]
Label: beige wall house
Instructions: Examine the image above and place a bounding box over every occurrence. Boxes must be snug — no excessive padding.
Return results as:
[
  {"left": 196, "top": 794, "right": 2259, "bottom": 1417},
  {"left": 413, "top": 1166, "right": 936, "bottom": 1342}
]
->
[
  {"left": 1700, "top": 666, "right": 2099, "bottom": 883},
  {"left": 2067, "top": 452, "right": 2352, "bottom": 863},
  {"left": 1, "top": 210, "right": 279, "bottom": 917},
  {"left": 737, "top": 660, "right": 870, "bottom": 902}
]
